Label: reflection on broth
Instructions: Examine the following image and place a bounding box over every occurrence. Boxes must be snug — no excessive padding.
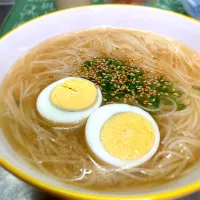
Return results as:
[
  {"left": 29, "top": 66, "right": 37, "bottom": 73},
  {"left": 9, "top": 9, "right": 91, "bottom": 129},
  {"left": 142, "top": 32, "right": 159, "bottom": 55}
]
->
[{"left": 1, "top": 28, "right": 200, "bottom": 191}]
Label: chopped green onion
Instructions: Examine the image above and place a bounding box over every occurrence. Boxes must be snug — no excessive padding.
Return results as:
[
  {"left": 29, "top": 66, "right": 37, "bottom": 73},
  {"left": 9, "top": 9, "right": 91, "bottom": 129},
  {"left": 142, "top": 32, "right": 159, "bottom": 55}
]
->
[
  {"left": 77, "top": 58, "right": 184, "bottom": 110},
  {"left": 83, "top": 61, "right": 91, "bottom": 67},
  {"left": 192, "top": 85, "right": 200, "bottom": 90},
  {"left": 16, "top": 100, "right": 20, "bottom": 107},
  {"left": 177, "top": 104, "right": 186, "bottom": 111}
]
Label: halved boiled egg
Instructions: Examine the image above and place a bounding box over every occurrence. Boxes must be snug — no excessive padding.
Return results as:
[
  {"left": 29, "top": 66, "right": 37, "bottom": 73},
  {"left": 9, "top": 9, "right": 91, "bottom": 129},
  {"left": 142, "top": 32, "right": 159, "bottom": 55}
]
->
[
  {"left": 85, "top": 104, "right": 160, "bottom": 168},
  {"left": 36, "top": 77, "right": 102, "bottom": 123}
]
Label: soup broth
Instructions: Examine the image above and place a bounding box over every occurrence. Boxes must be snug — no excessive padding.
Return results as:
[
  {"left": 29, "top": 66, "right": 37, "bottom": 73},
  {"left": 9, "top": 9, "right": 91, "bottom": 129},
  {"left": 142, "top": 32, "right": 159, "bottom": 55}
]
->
[{"left": 1, "top": 28, "right": 200, "bottom": 191}]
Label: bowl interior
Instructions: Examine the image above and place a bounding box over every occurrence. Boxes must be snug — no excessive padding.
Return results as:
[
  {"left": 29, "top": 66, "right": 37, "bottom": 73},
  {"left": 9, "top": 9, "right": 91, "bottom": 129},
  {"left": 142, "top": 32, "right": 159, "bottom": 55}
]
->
[{"left": 0, "top": 5, "right": 200, "bottom": 198}]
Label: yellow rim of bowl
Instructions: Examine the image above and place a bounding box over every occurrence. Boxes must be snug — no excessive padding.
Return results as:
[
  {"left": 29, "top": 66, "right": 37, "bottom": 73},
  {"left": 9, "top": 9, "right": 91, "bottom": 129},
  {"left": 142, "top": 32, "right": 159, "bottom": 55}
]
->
[{"left": 0, "top": 4, "right": 200, "bottom": 200}]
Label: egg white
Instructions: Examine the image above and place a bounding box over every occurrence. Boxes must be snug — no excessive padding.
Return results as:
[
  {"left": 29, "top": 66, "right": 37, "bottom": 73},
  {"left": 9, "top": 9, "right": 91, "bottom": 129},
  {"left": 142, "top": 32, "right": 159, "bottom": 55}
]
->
[
  {"left": 36, "top": 77, "right": 102, "bottom": 123},
  {"left": 85, "top": 104, "right": 160, "bottom": 168}
]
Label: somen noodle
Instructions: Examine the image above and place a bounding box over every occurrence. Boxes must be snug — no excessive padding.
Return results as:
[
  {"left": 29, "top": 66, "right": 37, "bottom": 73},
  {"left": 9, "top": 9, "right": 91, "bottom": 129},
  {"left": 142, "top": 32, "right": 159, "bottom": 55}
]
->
[{"left": 0, "top": 28, "right": 200, "bottom": 190}]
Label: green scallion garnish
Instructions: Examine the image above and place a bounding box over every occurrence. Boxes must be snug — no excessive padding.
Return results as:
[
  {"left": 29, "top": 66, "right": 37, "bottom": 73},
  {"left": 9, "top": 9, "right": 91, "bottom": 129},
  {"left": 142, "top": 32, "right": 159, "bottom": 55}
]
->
[{"left": 75, "top": 58, "right": 185, "bottom": 110}]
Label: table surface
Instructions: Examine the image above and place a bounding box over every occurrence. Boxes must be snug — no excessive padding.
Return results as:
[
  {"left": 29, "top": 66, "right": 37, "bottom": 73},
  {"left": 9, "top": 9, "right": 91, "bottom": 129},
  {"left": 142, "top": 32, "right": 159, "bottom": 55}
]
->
[{"left": 0, "top": 4, "right": 200, "bottom": 200}]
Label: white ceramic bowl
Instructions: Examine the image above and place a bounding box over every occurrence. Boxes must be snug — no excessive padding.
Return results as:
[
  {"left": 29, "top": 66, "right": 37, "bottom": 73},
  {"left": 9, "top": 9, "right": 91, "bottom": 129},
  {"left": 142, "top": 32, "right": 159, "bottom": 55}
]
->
[{"left": 0, "top": 5, "right": 200, "bottom": 200}]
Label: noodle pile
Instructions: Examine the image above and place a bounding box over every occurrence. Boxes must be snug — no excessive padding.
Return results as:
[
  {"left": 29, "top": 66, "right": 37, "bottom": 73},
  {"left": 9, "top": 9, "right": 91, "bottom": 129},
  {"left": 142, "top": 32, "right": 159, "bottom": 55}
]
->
[{"left": 1, "top": 28, "right": 200, "bottom": 190}]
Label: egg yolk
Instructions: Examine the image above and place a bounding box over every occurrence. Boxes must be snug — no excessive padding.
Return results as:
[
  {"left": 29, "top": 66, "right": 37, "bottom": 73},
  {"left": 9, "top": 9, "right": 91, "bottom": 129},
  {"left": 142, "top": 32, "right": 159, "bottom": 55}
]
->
[
  {"left": 50, "top": 78, "right": 97, "bottom": 111},
  {"left": 100, "top": 112, "right": 155, "bottom": 160}
]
